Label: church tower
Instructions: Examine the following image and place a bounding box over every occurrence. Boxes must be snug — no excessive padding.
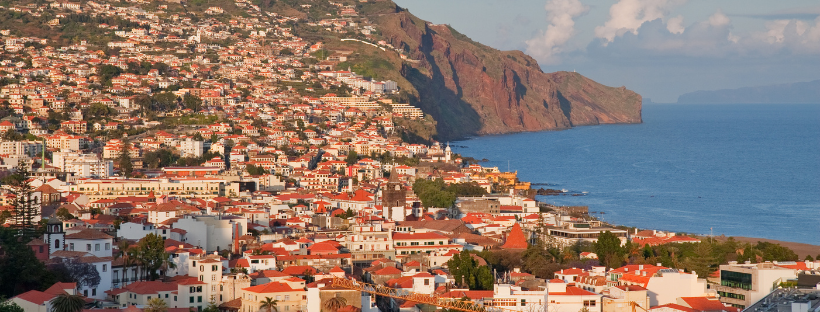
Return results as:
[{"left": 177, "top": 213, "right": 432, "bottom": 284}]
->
[
  {"left": 382, "top": 169, "right": 406, "bottom": 221},
  {"left": 45, "top": 217, "right": 65, "bottom": 255},
  {"left": 445, "top": 142, "right": 452, "bottom": 162}
]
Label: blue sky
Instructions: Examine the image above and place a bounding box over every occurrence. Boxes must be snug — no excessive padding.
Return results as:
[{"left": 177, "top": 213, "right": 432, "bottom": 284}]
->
[{"left": 393, "top": 0, "right": 820, "bottom": 102}]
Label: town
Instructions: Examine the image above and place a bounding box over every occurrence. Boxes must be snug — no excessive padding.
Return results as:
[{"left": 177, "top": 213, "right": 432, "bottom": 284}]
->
[{"left": 0, "top": 1, "right": 819, "bottom": 312}]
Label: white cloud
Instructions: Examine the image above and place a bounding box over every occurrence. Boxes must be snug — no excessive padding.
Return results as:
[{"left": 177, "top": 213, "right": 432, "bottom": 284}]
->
[
  {"left": 594, "top": 0, "right": 686, "bottom": 44},
  {"left": 667, "top": 15, "right": 685, "bottom": 34},
  {"left": 589, "top": 9, "right": 820, "bottom": 60},
  {"left": 524, "top": 0, "right": 588, "bottom": 64},
  {"left": 708, "top": 10, "right": 730, "bottom": 27}
]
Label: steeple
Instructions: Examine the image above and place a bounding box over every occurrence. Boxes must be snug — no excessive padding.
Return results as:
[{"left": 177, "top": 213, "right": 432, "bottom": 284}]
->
[
  {"left": 501, "top": 223, "right": 528, "bottom": 250},
  {"left": 45, "top": 217, "right": 65, "bottom": 255}
]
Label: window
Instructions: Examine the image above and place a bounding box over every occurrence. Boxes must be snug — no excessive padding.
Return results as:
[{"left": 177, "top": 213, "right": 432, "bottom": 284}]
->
[
  {"left": 285, "top": 295, "right": 290, "bottom": 301},
  {"left": 424, "top": 279, "right": 429, "bottom": 286},
  {"left": 521, "top": 299, "right": 526, "bottom": 306},
  {"left": 87, "top": 244, "right": 91, "bottom": 251},
  {"left": 212, "top": 265, "right": 218, "bottom": 271},
  {"left": 92, "top": 289, "right": 96, "bottom": 296},
  {"left": 190, "top": 297, "right": 194, "bottom": 303},
  {"left": 721, "top": 271, "right": 753, "bottom": 290},
  {"left": 70, "top": 243, "right": 74, "bottom": 251},
  {"left": 200, "top": 265, "right": 204, "bottom": 272},
  {"left": 200, "top": 275, "right": 204, "bottom": 281},
  {"left": 584, "top": 300, "right": 596, "bottom": 307},
  {"left": 95, "top": 244, "right": 100, "bottom": 251},
  {"left": 105, "top": 243, "right": 110, "bottom": 250},
  {"left": 165, "top": 294, "right": 169, "bottom": 298},
  {"left": 55, "top": 239, "right": 60, "bottom": 249},
  {"left": 102, "top": 264, "right": 107, "bottom": 272},
  {"left": 197, "top": 286, "right": 202, "bottom": 292},
  {"left": 197, "top": 296, "right": 202, "bottom": 303},
  {"left": 174, "top": 296, "right": 177, "bottom": 301}
]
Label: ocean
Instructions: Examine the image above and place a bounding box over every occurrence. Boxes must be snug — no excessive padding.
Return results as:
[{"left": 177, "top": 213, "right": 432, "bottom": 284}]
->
[{"left": 453, "top": 104, "right": 820, "bottom": 245}]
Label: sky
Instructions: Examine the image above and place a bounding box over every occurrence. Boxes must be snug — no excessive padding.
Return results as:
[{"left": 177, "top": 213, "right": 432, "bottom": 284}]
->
[{"left": 392, "top": 0, "right": 820, "bottom": 102}]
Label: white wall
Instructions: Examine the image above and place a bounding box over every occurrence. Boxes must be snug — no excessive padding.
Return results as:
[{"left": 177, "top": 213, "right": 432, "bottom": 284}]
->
[{"left": 646, "top": 272, "right": 707, "bottom": 306}]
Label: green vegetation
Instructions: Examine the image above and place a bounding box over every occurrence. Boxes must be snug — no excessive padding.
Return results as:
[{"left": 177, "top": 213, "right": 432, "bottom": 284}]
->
[
  {"left": 246, "top": 164, "right": 269, "bottom": 175},
  {"left": 447, "top": 250, "right": 494, "bottom": 290},
  {"left": 161, "top": 115, "right": 219, "bottom": 126},
  {"left": 0, "top": 300, "right": 24, "bottom": 312},
  {"left": 336, "top": 56, "right": 394, "bottom": 81},
  {"left": 412, "top": 178, "right": 487, "bottom": 208},
  {"left": 0, "top": 227, "right": 58, "bottom": 299}
]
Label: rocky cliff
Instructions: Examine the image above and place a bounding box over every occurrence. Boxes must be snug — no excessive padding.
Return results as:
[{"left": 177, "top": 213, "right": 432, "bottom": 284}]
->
[{"left": 367, "top": 5, "right": 642, "bottom": 140}]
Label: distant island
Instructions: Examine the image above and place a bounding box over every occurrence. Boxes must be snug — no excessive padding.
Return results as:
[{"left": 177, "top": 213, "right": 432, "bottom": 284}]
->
[{"left": 677, "top": 80, "right": 820, "bottom": 104}]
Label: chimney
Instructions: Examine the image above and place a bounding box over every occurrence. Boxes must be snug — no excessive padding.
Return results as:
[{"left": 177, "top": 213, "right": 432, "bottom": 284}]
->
[
  {"left": 639, "top": 265, "right": 644, "bottom": 270},
  {"left": 656, "top": 263, "right": 662, "bottom": 267}
]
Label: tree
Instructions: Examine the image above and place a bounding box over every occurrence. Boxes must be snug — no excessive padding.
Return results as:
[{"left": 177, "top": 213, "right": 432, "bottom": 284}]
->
[
  {"left": 683, "top": 242, "right": 715, "bottom": 278},
  {"left": 447, "top": 250, "right": 482, "bottom": 289},
  {"left": 323, "top": 296, "right": 346, "bottom": 312},
  {"left": 183, "top": 94, "right": 202, "bottom": 111},
  {"left": 114, "top": 240, "right": 134, "bottom": 286},
  {"left": 476, "top": 266, "right": 494, "bottom": 290},
  {"left": 595, "top": 231, "right": 624, "bottom": 269},
  {"left": 246, "top": 164, "right": 269, "bottom": 175},
  {"left": 344, "top": 151, "right": 358, "bottom": 166},
  {"left": 0, "top": 300, "right": 24, "bottom": 312},
  {"left": 260, "top": 297, "right": 279, "bottom": 312},
  {"left": 8, "top": 161, "right": 39, "bottom": 239},
  {"left": 55, "top": 207, "right": 75, "bottom": 221},
  {"left": 135, "top": 233, "right": 169, "bottom": 281},
  {"left": 118, "top": 139, "right": 133, "bottom": 178},
  {"left": 48, "top": 257, "right": 102, "bottom": 290},
  {"left": 203, "top": 302, "right": 219, "bottom": 312},
  {"left": 51, "top": 292, "right": 85, "bottom": 312},
  {"left": 144, "top": 298, "right": 168, "bottom": 312},
  {"left": 0, "top": 227, "right": 57, "bottom": 298},
  {"left": 412, "top": 179, "right": 456, "bottom": 208}
]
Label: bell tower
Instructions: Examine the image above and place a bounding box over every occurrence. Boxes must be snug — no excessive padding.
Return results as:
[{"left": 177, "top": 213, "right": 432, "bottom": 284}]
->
[
  {"left": 45, "top": 217, "right": 65, "bottom": 255},
  {"left": 382, "top": 169, "right": 406, "bottom": 221}
]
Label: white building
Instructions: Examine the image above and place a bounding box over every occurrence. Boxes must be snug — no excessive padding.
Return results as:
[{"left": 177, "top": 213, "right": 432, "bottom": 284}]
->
[
  {"left": 172, "top": 215, "right": 247, "bottom": 252},
  {"left": 180, "top": 138, "right": 204, "bottom": 158},
  {"left": 53, "top": 151, "right": 113, "bottom": 178},
  {"left": 0, "top": 140, "right": 44, "bottom": 157},
  {"left": 492, "top": 280, "right": 602, "bottom": 312},
  {"left": 714, "top": 261, "right": 799, "bottom": 309}
]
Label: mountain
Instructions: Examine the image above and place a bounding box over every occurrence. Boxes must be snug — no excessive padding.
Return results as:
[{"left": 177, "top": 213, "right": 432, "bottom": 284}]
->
[
  {"left": 297, "top": 3, "right": 642, "bottom": 140},
  {"left": 677, "top": 80, "right": 820, "bottom": 104}
]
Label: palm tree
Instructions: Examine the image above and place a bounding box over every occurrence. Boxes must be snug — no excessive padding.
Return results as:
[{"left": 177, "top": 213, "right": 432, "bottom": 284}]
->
[
  {"left": 144, "top": 298, "right": 168, "bottom": 312},
  {"left": 260, "top": 297, "right": 279, "bottom": 312},
  {"left": 51, "top": 292, "right": 85, "bottom": 312},
  {"left": 323, "top": 296, "right": 347, "bottom": 312},
  {"left": 114, "top": 240, "right": 132, "bottom": 286}
]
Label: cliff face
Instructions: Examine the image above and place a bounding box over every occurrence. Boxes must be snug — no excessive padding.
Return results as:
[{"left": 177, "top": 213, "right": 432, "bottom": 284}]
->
[{"left": 373, "top": 8, "right": 642, "bottom": 140}]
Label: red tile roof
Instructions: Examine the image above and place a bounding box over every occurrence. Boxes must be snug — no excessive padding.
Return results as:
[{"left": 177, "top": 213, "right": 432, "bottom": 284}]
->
[
  {"left": 501, "top": 223, "right": 528, "bottom": 249},
  {"left": 243, "top": 282, "right": 300, "bottom": 294}
]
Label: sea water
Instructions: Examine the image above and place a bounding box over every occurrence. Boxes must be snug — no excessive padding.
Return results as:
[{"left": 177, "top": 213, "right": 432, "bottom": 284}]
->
[{"left": 453, "top": 104, "right": 820, "bottom": 244}]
